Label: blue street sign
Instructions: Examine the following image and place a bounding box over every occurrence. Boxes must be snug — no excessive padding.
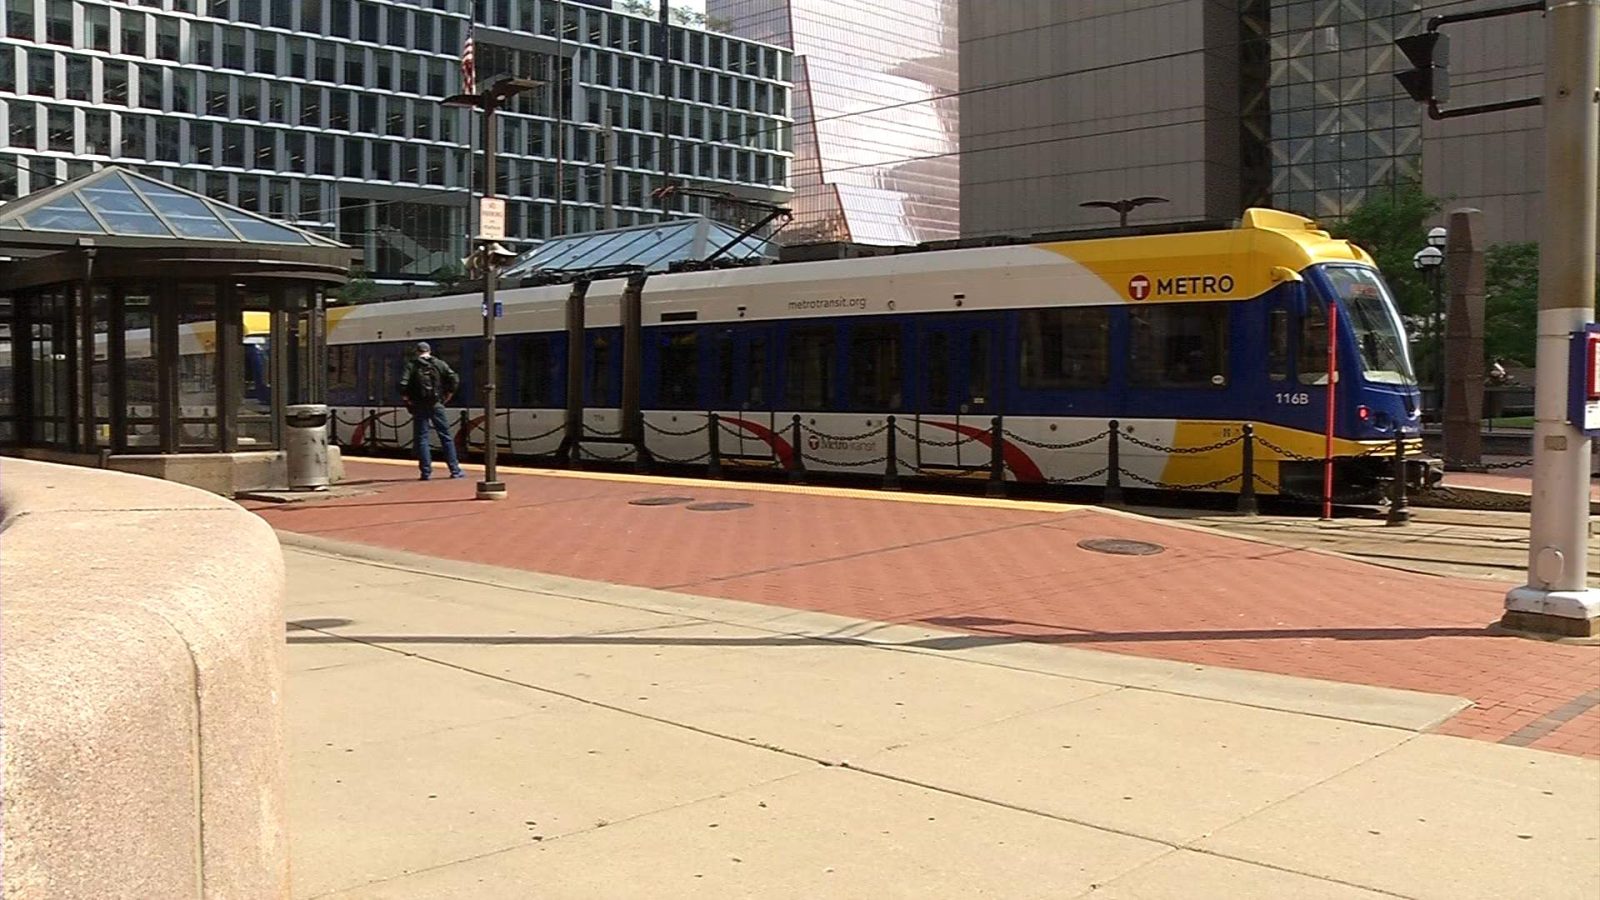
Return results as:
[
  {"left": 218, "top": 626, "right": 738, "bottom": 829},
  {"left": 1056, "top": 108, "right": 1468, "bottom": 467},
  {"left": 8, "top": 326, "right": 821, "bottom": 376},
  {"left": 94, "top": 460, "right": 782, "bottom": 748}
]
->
[{"left": 481, "top": 301, "right": 504, "bottom": 318}]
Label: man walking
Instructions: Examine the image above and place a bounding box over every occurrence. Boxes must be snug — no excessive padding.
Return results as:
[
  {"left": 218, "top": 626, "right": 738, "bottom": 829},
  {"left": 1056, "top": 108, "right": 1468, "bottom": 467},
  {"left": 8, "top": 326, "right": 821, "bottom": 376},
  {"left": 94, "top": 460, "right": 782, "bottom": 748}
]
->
[{"left": 400, "top": 341, "right": 465, "bottom": 480}]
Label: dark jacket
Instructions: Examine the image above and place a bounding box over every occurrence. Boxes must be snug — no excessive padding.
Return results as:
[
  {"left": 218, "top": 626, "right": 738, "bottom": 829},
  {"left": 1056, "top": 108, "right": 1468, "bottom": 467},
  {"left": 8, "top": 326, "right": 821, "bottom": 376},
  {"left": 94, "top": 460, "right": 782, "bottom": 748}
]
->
[{"left": 399, "top": 355, "right": 460, "bottom": 406}]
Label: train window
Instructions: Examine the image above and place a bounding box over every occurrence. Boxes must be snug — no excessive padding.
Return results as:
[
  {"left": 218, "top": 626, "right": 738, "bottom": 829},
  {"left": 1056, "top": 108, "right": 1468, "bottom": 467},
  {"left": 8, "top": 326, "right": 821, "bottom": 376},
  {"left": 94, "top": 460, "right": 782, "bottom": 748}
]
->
[
  {"left": 588, "top": 333, "right": 613, "bottom": 403},
  {"left": 517, "top": 338, "right": 553, "bottom": 407},
  {"left": 1299, "top": 300, "right": 1329, "bottom": 385},
  {"left": 714, "top": 331, "right": 735, "bottom": 408},
  {"left": 381, "top": 358, "right": 393, "bottom": 403},
  {"left": 784, "top": 327, "right": 833, "bottom": 409},
  {"left": 659, "top": 330, "right": 698, "bottom": 408},
  {"left": 1019, "top": 308, "right": 1109, "bottom": 389},
  {"left": 1268, "top": 309, "right": 1290, "bottom": 382},
  {"left": 328, "top": 345, "right": 357, "bottom": 394},
  {"left": 1129, "top": 304, "right": 1229, "bottom": 389},
  {"left": 926, "top": 332, "right": 950, "bottom": 407},
  {"left": 848, "top": 324, "right": 901, "bottom": 410},
  {"left": 747, "top": 335, "right": 767, "bottom": 407}
]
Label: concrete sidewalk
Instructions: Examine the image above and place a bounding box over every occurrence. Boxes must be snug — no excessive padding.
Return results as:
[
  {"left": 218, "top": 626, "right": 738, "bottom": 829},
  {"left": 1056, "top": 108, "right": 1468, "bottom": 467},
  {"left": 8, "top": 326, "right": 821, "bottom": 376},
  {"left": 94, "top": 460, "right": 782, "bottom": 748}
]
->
[{"left": 284, "top": 537, "right": 1599, "bottom": 900}]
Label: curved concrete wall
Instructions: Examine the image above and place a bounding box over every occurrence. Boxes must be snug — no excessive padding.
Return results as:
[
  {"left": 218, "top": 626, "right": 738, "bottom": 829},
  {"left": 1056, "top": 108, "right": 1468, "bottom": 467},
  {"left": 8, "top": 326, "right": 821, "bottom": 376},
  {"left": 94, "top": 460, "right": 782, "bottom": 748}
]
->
[{"left": 1, "top": 459, "right": 287, "bottom": 899}]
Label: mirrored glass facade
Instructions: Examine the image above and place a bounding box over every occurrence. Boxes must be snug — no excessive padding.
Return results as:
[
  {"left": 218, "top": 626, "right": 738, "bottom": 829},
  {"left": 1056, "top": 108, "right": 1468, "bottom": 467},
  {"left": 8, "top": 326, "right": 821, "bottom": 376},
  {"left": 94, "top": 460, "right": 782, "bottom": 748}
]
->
[
  {"left": 0, "top": 0, "right": 791, "bottom": 279},
  {"left": 711, "top": 0, "right": 959, "bottom": 246},
  {"left": 1267, "top": 0, "right": 1423, "bottom": 219}
]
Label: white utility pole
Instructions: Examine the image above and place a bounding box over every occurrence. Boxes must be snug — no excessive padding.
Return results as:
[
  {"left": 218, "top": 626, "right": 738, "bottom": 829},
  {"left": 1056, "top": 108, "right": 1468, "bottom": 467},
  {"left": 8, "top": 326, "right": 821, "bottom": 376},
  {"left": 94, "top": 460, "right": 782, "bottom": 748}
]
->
[{"left": 1504, "top": 0, "right": 1600, "bottom": 636}]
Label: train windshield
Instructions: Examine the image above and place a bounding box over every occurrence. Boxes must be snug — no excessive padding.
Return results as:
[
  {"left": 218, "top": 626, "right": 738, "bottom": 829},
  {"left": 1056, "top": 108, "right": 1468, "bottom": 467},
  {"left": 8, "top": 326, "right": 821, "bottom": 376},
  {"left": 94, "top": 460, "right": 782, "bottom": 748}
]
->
[{"left": 1323, "top": 266, "right": 1415, "bottom": 385}]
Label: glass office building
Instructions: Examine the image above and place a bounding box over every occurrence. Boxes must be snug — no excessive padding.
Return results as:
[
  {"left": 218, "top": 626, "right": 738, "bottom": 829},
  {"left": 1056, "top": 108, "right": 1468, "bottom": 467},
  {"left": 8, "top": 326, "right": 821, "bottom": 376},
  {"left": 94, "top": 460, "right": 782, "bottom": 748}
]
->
[
  {"left": 0, "top": 0, "right": 792, "bottom": 280},
  {"left": 1266, "top": 0, "right": 1423, "bottom": 219},
  {"left": 710, "top": 0, "right": 959, "bottom": 245}
]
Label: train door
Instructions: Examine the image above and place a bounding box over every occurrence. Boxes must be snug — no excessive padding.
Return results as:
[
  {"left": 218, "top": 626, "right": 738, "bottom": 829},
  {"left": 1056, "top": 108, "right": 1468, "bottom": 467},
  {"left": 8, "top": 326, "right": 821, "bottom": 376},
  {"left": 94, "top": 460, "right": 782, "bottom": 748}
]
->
[
  {"left": 716, "top": 325, "right": 774, "bottom": 460},
  {"left": 915, "top": 316, "right": 1000, "bottom": 470}
]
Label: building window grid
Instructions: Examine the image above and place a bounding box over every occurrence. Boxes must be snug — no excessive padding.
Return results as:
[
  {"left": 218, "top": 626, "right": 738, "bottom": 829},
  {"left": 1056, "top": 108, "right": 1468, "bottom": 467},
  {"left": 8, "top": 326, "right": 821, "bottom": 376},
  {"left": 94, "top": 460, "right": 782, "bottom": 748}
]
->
[
  {"left": 1268, "top": 1, "right": 1422, "bottom": 219},
  {"left": 0, "top": 2, "right": 791, "bottom": 273}
]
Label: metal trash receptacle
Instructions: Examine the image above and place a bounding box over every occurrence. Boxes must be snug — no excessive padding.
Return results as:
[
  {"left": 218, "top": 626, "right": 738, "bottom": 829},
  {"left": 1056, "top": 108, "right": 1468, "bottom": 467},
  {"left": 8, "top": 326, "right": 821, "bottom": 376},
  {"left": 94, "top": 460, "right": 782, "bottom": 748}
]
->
[{"left": 284, "top": 403, "right": 331, "bottom": 490}]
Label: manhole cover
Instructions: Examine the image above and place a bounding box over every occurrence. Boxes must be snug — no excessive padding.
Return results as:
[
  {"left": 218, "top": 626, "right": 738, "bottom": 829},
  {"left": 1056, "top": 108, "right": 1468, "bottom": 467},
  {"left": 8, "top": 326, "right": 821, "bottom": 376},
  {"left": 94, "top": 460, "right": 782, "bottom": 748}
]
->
[
  {"left": 686, "top": 501, "right": 753, "bottom": 512},
  {"left": 629, "top": 496, "right": 695, "bottom": 506},
  {"left": 1078, "top": 538, "right": 1164, "bottom": 556}
]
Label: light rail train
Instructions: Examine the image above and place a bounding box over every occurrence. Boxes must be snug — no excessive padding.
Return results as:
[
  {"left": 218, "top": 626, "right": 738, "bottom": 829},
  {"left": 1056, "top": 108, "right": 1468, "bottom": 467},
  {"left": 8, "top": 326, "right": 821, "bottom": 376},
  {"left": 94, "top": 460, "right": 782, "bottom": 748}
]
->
[{"left": 325, "top": 208, "right": 1439, "bottom": 496}]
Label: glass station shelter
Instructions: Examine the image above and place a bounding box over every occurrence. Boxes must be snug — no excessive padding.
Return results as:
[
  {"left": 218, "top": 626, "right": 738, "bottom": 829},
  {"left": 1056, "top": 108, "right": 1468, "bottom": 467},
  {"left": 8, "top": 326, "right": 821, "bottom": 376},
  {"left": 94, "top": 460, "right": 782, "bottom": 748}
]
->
[{"left": 0, "top": 166, "right": 354, "bottom": 494}]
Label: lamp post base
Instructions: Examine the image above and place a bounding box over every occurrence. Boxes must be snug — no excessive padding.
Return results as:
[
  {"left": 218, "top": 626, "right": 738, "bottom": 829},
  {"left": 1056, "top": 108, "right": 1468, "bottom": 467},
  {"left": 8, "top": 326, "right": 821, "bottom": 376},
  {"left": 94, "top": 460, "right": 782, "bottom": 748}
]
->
[
  {"left": 1503, "top": 586, "right": 1600, "bottom": 637},
  {"left": 475, "top": 480, "right": 508, "bottom": 501}
]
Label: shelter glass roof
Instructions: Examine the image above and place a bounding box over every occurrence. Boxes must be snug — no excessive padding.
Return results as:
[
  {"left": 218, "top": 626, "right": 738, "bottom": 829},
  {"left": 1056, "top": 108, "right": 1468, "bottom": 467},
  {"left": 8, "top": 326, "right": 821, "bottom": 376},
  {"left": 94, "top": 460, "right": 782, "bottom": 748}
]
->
[
  {"left": 501, "top": 217, "right": 773, "bottom": 279},
  {"left": 0, "top": 167, "right": 344, "bottom": 247}
]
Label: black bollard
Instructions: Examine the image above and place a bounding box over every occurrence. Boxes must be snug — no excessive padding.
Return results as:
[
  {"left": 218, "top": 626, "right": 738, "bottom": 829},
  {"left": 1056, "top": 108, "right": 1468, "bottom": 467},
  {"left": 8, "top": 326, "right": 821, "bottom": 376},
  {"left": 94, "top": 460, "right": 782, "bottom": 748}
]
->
[
  {"left": 1104, "top": 420, "right": 1124, "bottom": 505},
  {"left": 708, "top": 412, "right": 723, "bottom": 480},
  {"left": 1237, "top": 424, "right": 1259, "bottom": 516},
  {"left": 790, "top": 414, "right": 806, "bottom": 483},
  {"left": 884, "top": 415, "right": 901, "bottom": 490},
  {"left": 1386, "top": 435, "right": 1411, "bottom": 526},
  {"left": 986, "top": 416, "right": 1006, "bottom": 497}
]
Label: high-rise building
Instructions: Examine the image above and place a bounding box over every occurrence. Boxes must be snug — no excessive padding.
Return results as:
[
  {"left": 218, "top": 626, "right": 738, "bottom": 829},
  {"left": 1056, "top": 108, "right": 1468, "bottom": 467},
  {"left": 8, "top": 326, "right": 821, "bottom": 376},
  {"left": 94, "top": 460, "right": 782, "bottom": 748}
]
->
[
  {"left": 709, "top": 0, "right": 959, "bottom": 245},
  {"left": 958, "top": 0, "right": 1583, "bottom": 251},
  {"left": 958, "top": 0, "right": 1250, "bottom": 238},
  {"left": 1264, "top": 0, "right": 1422, "bottom": 220},
  {"left": 0, "top": 0, "right": 793, "bottom": 279}
]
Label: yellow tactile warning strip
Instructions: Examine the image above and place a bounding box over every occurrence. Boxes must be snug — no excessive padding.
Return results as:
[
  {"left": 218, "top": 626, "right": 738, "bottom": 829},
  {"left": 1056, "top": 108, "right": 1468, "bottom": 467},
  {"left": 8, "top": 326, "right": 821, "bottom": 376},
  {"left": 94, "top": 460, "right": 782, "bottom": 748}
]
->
[{"left": 345, "top": 455, "right": 1085, "bottom": 514}]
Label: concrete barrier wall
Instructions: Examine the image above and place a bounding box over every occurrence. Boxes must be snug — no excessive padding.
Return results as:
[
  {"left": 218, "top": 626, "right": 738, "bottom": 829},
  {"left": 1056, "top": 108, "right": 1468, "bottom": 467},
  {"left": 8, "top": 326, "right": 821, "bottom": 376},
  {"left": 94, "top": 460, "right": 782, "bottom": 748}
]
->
[{"left": 1, "top": 459, "right": 288, "bottom": 899}]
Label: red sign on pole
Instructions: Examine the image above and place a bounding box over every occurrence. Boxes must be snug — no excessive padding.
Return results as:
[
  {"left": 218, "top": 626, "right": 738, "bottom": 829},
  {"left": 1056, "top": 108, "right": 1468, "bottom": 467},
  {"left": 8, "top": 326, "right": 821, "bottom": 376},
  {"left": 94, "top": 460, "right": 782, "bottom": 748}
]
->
[{"left": 1128, "top": 274, "right": 1151, "bottom": 300}]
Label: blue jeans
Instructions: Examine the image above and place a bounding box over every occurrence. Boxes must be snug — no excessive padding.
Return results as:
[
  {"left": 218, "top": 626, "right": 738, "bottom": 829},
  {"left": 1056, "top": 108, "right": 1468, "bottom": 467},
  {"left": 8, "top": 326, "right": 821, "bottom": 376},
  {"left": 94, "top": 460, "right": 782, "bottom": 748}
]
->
[{"left": 412, "top": 403, "right": 462, "bottom": 478}]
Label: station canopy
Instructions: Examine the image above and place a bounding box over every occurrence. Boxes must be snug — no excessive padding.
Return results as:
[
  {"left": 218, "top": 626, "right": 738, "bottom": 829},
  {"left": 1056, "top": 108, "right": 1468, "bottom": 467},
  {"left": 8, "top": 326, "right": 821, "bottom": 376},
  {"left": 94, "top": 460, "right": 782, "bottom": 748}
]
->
[
  {"left": 501, "top": 216, "right": 774, "bottom": 281},
  {"left": 0, "top": 166, "right": 345, "bottom": 250}
]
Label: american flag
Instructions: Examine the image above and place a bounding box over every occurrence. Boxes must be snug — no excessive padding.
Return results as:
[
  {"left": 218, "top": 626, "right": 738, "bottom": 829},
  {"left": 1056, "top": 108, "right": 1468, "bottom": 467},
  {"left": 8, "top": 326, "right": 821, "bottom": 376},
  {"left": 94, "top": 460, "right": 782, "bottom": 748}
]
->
[{"left": 461, "top": 29, "right": 476, "bottom": 95}]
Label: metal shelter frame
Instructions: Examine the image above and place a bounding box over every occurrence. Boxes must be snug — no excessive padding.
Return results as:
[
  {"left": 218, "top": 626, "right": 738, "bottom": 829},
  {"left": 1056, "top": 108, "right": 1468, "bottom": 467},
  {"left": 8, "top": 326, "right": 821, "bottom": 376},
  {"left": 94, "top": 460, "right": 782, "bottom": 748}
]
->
[{"left": 0, "top": 166, "right": 354, "bottom": 459}]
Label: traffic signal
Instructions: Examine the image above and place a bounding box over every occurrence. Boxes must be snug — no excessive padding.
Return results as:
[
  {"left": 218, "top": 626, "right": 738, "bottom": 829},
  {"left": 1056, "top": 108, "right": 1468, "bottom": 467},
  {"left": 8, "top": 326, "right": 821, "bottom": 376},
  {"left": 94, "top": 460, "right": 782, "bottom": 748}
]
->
[{"left": 1395, "top": 32, "right": 1450, "bottom": 105}]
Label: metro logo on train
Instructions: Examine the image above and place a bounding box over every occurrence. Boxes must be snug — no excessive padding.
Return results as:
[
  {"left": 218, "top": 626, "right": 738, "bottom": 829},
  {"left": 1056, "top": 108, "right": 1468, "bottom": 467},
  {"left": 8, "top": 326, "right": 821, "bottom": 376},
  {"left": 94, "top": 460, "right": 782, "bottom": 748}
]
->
[{"left": 1126, "top": 273, "right": 1237, "bottom": 300}]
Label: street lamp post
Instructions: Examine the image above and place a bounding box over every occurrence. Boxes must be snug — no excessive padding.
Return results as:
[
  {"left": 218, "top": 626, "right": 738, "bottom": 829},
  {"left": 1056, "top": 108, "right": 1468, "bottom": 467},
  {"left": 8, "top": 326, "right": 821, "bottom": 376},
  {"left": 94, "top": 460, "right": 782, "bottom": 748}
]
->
[
  {"left": 1412, "top": 237, "right": 1445, "bottom": 416},
  {"left": 445, "top": 76, "right": 541, "bottom": 502},
  {"left": 1080, "top": 196, "right": 1169, "bottom": 228}
]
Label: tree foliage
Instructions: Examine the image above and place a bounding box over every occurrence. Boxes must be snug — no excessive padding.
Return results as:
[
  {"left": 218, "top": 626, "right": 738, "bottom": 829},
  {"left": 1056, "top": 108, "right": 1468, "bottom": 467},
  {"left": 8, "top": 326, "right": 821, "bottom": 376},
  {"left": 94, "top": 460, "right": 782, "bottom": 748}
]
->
[
  {"left": 1482, "top": 242, "right": 1600, "bottom": 367},
  {"left": 330, "top": 272, "right": 379, "bottom": 304},
  {"left": 1483, "top": 242, "right": 1539, "bottom": 366},
  {"left": 430, "top": 262, "right": 470, "bottom": 292},
  {"left": 616, "top": 2, "right": 732, "bottom": 32}
]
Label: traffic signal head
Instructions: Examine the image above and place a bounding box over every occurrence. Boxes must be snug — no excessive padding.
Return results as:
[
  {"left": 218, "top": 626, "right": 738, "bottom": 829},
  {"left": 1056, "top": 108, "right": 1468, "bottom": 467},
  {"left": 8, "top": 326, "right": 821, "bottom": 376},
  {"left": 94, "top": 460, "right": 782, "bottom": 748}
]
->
[{"left": 1395, "top": 32, "right": 1450, "bottom": 105}]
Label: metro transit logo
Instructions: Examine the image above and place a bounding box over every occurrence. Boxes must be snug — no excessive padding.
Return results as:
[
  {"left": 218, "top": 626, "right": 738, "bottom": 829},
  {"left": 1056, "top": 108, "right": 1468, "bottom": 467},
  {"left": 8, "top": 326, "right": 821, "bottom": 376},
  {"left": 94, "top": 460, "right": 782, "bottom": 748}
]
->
[{"left": 1127, "top": 272, "right": 1236, "bottom": 300}]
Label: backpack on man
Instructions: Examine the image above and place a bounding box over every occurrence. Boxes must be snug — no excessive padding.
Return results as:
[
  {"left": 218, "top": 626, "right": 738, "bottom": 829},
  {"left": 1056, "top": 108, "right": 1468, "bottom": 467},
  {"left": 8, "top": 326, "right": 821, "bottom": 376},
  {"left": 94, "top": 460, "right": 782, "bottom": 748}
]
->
[{"left": 409, "top": 356, "right": 443, "bottom": 405}]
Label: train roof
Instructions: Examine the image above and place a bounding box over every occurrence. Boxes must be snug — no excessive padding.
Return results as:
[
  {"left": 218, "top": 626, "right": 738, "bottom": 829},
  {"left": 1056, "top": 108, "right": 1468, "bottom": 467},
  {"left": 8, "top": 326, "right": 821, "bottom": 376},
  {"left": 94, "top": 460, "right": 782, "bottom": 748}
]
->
[{"left": 325, "top": 208, "right": 1376, "bottom": 344}]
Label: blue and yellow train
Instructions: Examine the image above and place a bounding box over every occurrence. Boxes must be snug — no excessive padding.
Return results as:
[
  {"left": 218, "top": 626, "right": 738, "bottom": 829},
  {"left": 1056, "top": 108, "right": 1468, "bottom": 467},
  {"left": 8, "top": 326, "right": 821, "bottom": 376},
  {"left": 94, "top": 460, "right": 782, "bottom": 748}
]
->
[{"left": 325, "top": 208, "right": 1439, "bottom": 496}]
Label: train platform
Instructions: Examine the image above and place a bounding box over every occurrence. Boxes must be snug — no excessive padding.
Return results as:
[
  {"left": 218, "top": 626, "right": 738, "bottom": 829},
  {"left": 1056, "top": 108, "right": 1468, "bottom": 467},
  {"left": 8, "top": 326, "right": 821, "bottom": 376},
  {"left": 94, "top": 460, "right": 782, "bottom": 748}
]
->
[
  {"left": 280, "top": 541, "right": 1597, "bottom": 899},
  {"left": 249, "top": 458, "right": 1600, "bottom": 760}
]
